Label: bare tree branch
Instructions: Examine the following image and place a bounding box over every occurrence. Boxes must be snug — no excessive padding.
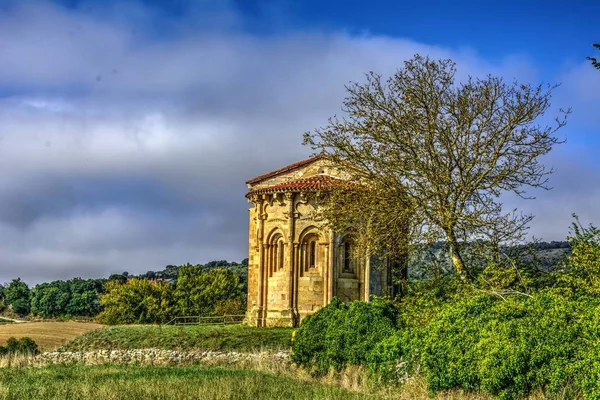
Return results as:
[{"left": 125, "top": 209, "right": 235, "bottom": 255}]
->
[{"left": 304, "top": 55, "right": 569, "bottom": 281}]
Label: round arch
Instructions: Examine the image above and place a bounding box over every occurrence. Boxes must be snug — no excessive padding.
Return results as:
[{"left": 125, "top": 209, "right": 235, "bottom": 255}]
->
[{"left": 265, "top": 227, "right": 286, "bottom": 276}]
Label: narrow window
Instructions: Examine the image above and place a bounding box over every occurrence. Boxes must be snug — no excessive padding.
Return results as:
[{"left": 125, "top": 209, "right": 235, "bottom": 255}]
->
[
  {"left": 343, "top": 242, "right": 352, "bottom": 273},
  {"left": 278, "top": 239, "right": 284, "bottom": 270},
  {"left": 271, "top": 244, "right": 276, "bottom": 276},
  {"left": 309, "top": 240, "right": 316, "bottom": 268}
]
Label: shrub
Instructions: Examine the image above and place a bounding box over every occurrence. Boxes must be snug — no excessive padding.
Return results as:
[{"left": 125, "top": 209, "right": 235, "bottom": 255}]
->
[
  {"left": 0, "top": 337, "right": 39, "bottom": 355},
  {"left": 557, "top": 217, "right": 600, "bottom": 296},
  {"left": 97, "top": 278, "right": 177, "bottom": 325},
  {"left": 419, "top": 290, "right": 600, "bottom": 400},
  {"left": 213, "top": 297, "right": 246, "bottom": 316},
  {"left": 291, "top": 297, "right": 399, "bottom": 374},
  {"left": 175, "top": 266, "right": 244, "bottom": 317}
]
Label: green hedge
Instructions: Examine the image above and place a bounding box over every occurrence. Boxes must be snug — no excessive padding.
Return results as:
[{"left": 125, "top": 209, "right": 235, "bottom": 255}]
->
[
  {"left": 291, "top": 291, "right": 600, "bottom": 399},
  {"left": 291, "top": 297, "right": 399, "bottom": 374}
]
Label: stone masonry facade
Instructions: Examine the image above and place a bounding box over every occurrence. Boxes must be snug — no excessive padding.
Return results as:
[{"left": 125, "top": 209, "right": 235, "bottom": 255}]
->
[{"left": 245, "top": 155, "right": 392, "bottom": 327}]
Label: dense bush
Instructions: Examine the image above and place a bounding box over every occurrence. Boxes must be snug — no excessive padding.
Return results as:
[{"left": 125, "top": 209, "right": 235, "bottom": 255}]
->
[
  {"left": 0, "top": 337, "right": 39, "bottom": 355},
  {"left": 291, "top": 297, "right": 399, "bottom": 374},
  {"left": 293, "top": 290, "right": 600, "bottom": 399},
  {"left": 419, "top": 291, "right": 600, "bottom": 399},
  {"left": 557, "top": 217, "right": 600, "bottom": 296},
  {"left": 291, "top": 220, "right": 600, "bottom": 399},
  {"left": 175, "top": 266, "right": 245, "bottom": 317},
  {"left": 97, "top": 278, "right": 177, "bottom": 325}
]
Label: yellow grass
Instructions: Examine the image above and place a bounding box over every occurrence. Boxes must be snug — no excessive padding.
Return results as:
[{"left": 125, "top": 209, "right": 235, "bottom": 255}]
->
[{"left": 0, "top": 322, "right": 103, "bottom": 351}]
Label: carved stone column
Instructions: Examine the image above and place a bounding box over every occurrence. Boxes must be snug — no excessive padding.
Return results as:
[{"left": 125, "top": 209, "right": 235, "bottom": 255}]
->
[
  {"left": 327, "top": 229, "right": 334, "bottom": 304},
  {"left": 285, "top": 192, "right": 297, "bottom": 325},
  {"left": 323, "top": 241, "right": 329, "bottom": 307}
]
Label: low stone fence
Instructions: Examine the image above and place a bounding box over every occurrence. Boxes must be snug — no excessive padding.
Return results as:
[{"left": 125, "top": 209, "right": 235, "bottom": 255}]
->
[{"left": 36, "top": 349, "right": 291, "bottom": 367}]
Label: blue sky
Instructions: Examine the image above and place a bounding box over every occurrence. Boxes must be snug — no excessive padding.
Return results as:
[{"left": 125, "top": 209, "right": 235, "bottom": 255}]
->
[
  {"left": 0, "top": 0, "right": 598, "bottom": 283},
  {"left": 49, "top": 0, "right": 600, "bottom": 68}
]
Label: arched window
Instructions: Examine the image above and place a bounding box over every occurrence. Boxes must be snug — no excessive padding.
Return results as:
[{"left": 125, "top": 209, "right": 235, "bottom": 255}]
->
[
  {"left": 268, "top": 232, "right": 284, "bottom": 276},
  {"left": 340, "top": 235, "right": 355, "bottom": 274},
  {"left": 343, "top": 240, "right": 352, "bottom": 273},
  {"left": 300, "top": 232, "right": 320, "bottom": 273}
]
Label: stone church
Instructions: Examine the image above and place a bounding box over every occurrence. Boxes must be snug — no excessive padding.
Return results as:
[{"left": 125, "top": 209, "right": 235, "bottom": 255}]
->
[{"left": 245, "top": 155, "right": 393, "bottom": 327}]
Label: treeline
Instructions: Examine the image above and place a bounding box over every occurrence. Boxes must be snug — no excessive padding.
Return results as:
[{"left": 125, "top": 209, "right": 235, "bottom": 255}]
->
[
  {"left": 0, "top": 259, "right": 248, "bottom": 321},
  {"left": 134, "top": 259, "right": 248, "bottom": 292}
]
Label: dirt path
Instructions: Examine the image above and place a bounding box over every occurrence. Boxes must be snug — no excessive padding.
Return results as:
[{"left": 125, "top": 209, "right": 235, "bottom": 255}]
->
[{"left": 0, "top": 316, "right": 26, "bottom": 323}]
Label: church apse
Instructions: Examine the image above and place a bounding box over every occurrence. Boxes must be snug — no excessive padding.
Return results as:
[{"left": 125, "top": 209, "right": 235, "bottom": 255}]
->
[{"left": 244, "top": 155, "right": 392, "bottom": 327}]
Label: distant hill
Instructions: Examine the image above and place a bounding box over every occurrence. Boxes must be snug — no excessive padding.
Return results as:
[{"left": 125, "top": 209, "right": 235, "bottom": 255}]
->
[
  {"left": 407, "top": 241, "right": 571, "bottom": 279},
  {"left": 133, "top": 259, "right": 249, "bottom": 292}
]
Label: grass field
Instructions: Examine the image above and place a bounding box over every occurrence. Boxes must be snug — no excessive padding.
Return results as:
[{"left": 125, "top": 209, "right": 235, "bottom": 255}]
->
[
  {"left": 61, "top": 324, "right": 293, "bottom": 352},
  {"left": 0, "top": 322, "right": 103, "bottom": 352},
  {"left": 0, "top": 365, "right": 380, "bottom": 400}
]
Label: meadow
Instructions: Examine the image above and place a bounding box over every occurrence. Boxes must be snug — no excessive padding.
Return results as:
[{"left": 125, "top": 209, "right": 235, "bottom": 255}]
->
[
  {"left": 0, "top": 364, "right": 380, "bottom": 400},
  {"left": 60, "top": 324, "right": 293, "bottom": 352},
  {"left": 0, "top": 322, "right": 103, "bottom": 352}
]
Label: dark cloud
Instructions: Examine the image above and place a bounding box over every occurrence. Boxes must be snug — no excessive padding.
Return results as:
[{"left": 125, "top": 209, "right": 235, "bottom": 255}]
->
[{"left": 0, "top": 1, "right": 597, "bottom": 284}]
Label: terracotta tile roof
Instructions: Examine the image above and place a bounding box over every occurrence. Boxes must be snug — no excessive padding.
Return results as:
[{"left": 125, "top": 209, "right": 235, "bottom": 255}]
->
[
  {"left": 246, "top": 154, "right": 328, "bottom": 185},
  {"left": 246, "top": 174, "right": 349, "bottom": 197}
]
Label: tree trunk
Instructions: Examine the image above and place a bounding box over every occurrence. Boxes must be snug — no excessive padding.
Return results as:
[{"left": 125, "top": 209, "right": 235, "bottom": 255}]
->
[{"left": 447, "top": 231, "right": 469, "bottom": 281}]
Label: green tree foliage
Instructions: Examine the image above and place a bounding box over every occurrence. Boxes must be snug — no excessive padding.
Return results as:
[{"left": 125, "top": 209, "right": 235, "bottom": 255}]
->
[
  {"left": 175, "top": 265, "right": 245, "bottom": 317},
  {"left": 588, "top": 43, "right": 600, "bottom": 70},
  {"left": 292, "top": 281, "right": 600, "bottom": 399},
  {"left": 97, "top": 265, "right": 246, "bottom": 325},
  {"left": 0, "top": 284, "right": 5, "bottom": 311},
  {"left": 96, "top": 278, "right": 177, "bottom": 325},
  {"left": 415, "top": 291, "right": 600, "bottom": 399},
  {"left": 5, "top": 278, "right": 31, "bottom": 315},
  {"left": 557, "top": 215, "right": 600, "bottom": 296},
  {"left": 304, "top": 55, "right": 569, "bottom": 280},
  {"left": 108, "top": 274, "right": 128, "bottom": 284},
  {"left": 136, "top": 260, "right": 249, "bottom": 293},
  {"left": 30, "top": 278, "right": 105, "bottom": 318}
]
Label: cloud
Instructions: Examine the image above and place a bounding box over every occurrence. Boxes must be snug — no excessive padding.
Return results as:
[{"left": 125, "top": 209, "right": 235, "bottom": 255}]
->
[{"left": 0, "top": 1, "right": 597, "bottom": 284}]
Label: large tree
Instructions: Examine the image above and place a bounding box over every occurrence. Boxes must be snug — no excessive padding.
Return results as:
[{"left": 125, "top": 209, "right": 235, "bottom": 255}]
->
[
  {"left": 304, "top": 55, "right": 568, "bottom": 280},
  {"left": 5, "top": 278, "right": 31, "bottom": 315}
]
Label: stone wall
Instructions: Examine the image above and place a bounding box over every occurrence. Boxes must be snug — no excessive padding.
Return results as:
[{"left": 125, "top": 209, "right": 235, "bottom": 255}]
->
[{"left": 35, "top": 349, "right": 291, "bottom": 366}]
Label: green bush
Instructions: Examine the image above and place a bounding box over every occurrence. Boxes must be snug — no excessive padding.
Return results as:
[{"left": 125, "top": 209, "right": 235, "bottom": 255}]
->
[
  {"left": 97, "top": 278, "right": 177, "bottom": 325},
  {"left": 290, "top": 284, "right": 600, "bottom": 399},
  {"left": 175, "top": 266, "right": 245, "bottom": 317},
  {"left": 291, "top": 297, "right": 399, "bottom": 374},
  {"left": 0, "top": 337, "right": 39, "bottom": 355},
  {"left": 418, "top": 290, "right": 600, "bottom": 400}
]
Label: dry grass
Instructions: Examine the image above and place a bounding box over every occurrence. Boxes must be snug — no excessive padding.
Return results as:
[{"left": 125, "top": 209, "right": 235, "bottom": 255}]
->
[
  {"left": 0, "top": 350, "right": 574, "bottom": 399},
  {"left": 223, "top": 355, "right": 576, "bottom": 399},
  {"left": 0, "top": 322, "right": 103, "bottom": 351}
]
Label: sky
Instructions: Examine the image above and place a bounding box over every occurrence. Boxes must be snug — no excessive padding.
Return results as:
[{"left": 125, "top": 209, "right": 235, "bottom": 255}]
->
[{"left": 0, "top": 0, "right": 598, "bottom": 284}]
